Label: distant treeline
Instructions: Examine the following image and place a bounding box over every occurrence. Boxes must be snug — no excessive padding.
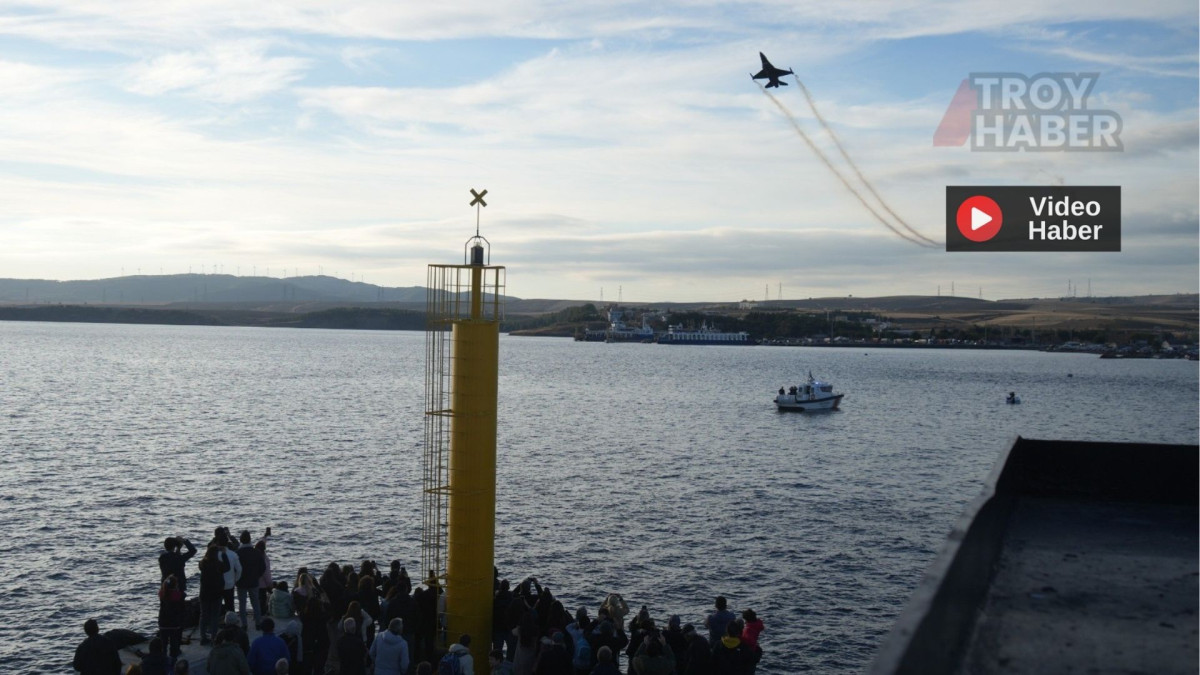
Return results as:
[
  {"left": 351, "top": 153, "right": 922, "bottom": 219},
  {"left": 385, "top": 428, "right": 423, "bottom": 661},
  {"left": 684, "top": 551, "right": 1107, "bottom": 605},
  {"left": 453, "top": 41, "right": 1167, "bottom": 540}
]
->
[
  {"left": 502, "top": 303, "right": 604, "bottom": 333},
  {"left": 0, "top": 305, "right": 224, "bottom": 326},
  {"left": 271, "top": 307, "right": 424, "bottom": 330}
]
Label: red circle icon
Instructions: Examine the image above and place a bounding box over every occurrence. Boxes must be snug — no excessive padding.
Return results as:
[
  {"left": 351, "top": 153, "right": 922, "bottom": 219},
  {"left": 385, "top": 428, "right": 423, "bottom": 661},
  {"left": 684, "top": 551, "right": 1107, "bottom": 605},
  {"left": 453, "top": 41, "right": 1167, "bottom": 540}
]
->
[{"left": 956, "top": 195, "right": 1003, "bottom": 242}]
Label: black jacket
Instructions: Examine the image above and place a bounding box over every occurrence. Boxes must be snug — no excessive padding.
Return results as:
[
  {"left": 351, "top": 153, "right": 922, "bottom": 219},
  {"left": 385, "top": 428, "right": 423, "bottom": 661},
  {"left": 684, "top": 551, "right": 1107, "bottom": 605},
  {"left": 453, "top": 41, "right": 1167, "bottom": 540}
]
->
[
  {"left": 683, "top": 634, "right": 715, "bottom": 675},
  {"left": 533, "top": 644, "right": 573, "bottom": 675},
  {"left": 384, "top": 591, "right": 415, "bottom": 632},
  {"left": 158, "top": 540, "right": 198, "bottom": 592},
  {"left": 72, "top": 634, "right": 122, "bottom": 675},
  {"left": 198, "top": 555, "right": 225, "bottom": 602},
  {"left": 588, "top": 627, "right": 628, "bottom": 668},
  {"left": 219, "top": 625, "right": 251, "bottom": 655},
  {"left": 336, "top": 632, "right": 367, "bottom": 675},
  {"left": 664, "top": 627, "right": 688, "bottom": 667},
  {"left": 139, "top": 652, "right": 171, "bottom": 675},
  {"left": 235, "top": 545, "right": 265, "bottom": 590},
  {"left": 710, "top": 638, "right": 754, "bottom": 675},
  {"left": 158, "top": 587, "right": 186, "bottom": 628}
]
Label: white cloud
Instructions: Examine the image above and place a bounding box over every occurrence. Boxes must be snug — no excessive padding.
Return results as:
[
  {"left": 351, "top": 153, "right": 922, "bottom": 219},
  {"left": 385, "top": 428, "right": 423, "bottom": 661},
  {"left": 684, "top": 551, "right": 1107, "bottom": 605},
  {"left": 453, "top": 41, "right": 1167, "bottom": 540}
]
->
[
  {"left": 124, "top": 41, "right": 310, "bottom": 102},
  {"left": 339, "top": 45, "right": 392, "bottom": 73},
  {"left": 1038, "top": 45, "right": 1198, "bottom": 78},
  {"left": 0, "top": 59, "right": 84, "bottom": 96},
  {"left": 0, "top": 1, "right": 1194, "bottom": 47}
]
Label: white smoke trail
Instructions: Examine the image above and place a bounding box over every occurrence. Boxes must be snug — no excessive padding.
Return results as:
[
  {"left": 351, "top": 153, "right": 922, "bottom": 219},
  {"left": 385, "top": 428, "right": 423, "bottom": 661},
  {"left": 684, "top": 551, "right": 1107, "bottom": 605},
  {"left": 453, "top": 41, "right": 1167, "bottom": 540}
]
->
[
  {"left": 793, "top": 75, "right": 941, "bottom": 247},
  {"left": 1037, "top": 168, "right": 1066, "bottom": 186},
  {"left": 758, "top": 83, "right": 934, "bottom": 248}
]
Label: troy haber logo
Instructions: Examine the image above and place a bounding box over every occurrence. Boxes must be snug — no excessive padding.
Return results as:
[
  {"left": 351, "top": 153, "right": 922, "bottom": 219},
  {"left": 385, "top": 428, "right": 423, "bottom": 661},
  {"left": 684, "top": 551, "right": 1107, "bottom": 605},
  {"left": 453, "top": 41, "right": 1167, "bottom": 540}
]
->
[{"left": 934, "top": 73, "right": 1123, "bottom": 151}]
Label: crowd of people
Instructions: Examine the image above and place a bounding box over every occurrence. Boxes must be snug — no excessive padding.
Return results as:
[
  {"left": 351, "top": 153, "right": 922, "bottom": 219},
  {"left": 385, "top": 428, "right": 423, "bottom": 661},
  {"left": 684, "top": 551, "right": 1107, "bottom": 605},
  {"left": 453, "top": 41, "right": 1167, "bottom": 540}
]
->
[
  {"left": 488, "top": 581, "right": 764, "bottom": 675},
  {"left": 72, "top": 527, "right": 766, "bottom": 675}
]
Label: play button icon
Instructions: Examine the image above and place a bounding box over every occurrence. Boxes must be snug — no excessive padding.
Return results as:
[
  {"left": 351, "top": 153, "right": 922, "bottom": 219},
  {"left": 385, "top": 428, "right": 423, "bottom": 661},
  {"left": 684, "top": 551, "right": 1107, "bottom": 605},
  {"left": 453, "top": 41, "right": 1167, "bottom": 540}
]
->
[
  {"left": 956, "top": 195, "right": 1003, "bottom": 242},
  {"left": 971, "top": 207, "right": 992, "bottom": 230}
]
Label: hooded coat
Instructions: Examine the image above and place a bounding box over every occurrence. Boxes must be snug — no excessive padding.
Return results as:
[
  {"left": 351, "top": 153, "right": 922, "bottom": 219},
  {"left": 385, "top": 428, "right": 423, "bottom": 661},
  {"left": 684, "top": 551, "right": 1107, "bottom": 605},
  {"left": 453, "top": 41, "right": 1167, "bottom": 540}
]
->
[
  {"left": 449, "top": 642, "right": 474, "bottom": 675},
  {"left": 368, "top": 629, "right": 411, "bottom": 675},
  {"left": 269, "top": 587, "right": 294, "bottom": 619}
]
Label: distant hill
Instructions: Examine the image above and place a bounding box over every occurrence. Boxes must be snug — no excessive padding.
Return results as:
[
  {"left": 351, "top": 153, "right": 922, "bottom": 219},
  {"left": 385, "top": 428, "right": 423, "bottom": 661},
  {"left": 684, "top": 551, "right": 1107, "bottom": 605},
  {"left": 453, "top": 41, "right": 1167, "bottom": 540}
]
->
[
  {"left": 0, "top": 304, "right": 427, "bottom": 331},
  {"left": 0, "top": 274, "right": 515, "bottom": 307},
  {"left": 5, "top": 277, "right": 1190, "bottom": 318},
  {"left": 711, "top": 294, "right": 1198, "bottom": 314},
  {"left": 0, "top": 275, "right": 1193, "bottom": 338}
]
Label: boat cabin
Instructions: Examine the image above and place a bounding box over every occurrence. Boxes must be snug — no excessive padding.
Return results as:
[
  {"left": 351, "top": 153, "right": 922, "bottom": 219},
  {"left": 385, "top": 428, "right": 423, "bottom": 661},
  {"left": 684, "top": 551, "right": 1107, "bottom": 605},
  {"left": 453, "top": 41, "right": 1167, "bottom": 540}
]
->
[{"left": 785, "top": 379, "right": 835, "bottom": 400}]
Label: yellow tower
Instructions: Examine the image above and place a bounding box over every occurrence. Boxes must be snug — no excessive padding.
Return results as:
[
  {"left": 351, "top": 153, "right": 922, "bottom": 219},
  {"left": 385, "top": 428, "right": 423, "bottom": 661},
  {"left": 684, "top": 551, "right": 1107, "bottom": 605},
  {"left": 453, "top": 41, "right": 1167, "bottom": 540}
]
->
[{"left": 423, "top": 188, "right": 504, "bottom": 672}]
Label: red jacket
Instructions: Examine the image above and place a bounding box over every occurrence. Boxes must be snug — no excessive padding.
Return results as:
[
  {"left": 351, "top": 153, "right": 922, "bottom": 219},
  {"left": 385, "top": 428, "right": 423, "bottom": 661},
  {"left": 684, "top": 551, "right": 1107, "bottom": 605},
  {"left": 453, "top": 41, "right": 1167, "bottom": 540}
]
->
[{"left": 741, "top": 619, "right": 764, "bottom": 650}]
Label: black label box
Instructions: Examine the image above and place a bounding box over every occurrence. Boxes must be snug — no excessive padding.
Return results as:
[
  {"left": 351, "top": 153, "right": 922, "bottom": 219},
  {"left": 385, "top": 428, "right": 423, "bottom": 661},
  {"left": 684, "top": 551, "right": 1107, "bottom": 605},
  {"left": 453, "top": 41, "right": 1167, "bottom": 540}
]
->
[{"left": 946, "top": 186, "right": 1121, "bottom": 252}]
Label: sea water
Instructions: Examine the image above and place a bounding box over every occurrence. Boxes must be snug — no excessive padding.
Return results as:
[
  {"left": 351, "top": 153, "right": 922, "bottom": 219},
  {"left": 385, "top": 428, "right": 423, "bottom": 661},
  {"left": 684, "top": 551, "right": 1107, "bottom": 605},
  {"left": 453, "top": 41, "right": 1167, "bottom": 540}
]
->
[{"left": 1, "top": 321, "right": 1196, "bottom": 673}]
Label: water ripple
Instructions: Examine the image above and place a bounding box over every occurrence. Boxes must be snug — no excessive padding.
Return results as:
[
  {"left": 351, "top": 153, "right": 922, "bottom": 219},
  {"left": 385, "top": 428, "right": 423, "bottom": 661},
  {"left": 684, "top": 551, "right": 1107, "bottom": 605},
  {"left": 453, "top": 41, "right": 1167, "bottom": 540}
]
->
[{"left": 0, "top": 322, "right": 1195, "bottom": 673}]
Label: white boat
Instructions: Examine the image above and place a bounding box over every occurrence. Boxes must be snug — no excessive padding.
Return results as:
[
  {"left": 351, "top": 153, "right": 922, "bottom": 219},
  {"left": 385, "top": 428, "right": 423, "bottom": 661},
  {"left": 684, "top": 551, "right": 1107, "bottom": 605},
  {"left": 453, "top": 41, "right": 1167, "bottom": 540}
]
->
[
  {"left": 775, "top": 373, "right": 844, "bottom": 411},
  {"left": 657, "top": 321, "right": 753, "bottom": 345}
]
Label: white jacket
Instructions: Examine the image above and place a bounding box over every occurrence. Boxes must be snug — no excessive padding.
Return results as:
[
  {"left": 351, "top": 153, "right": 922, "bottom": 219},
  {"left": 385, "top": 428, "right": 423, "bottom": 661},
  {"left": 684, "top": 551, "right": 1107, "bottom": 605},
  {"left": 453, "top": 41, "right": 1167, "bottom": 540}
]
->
[{"left": 220, "top": 546, "right": 242, "bottom": 590}]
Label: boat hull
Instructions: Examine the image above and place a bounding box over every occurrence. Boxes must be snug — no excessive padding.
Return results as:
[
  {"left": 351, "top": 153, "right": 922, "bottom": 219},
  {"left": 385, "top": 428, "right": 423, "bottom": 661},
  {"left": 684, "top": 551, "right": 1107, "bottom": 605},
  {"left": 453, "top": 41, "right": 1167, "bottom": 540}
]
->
[
  {"left": 658, "top": 337, "right": 754, "bottom": 345},
  {"left": 775, "top": 394, "right": 844, "bottom": 411},
  {"left": 606, "top": 331, "right": 655, "bottom": 342}
]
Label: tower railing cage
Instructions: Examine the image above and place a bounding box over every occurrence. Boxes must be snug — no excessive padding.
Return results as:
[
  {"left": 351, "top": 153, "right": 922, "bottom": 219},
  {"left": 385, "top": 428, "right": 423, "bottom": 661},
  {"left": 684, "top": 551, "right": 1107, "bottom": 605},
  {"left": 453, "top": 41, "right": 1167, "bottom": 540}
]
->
[{"left": 421, "top": 263, "right": 505, "bottom": 588}]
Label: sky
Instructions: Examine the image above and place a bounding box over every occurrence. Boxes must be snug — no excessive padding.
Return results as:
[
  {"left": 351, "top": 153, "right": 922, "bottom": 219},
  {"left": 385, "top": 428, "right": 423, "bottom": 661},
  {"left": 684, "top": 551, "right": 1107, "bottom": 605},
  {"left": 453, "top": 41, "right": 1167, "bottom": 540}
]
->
[{"left": 0, "top": 1, "right": 1197, "bottom": 302}]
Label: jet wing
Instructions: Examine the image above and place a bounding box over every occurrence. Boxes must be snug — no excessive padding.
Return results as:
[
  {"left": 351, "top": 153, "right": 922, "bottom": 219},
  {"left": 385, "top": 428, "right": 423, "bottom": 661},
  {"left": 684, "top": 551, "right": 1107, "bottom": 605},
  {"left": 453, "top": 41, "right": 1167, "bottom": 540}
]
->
[{"left": 755, "top": 52, "right": 791, "bottom": 80}]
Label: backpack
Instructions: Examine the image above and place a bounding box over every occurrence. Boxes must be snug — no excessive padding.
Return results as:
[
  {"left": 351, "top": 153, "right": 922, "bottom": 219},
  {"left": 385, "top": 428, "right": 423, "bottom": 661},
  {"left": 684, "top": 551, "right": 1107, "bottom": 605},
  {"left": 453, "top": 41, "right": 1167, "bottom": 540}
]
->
[
  {"left": 437, "top": 650, "right": 461, "bottom": 675},
  {"left": 572, "top": 632, "right": 593, "bottom": 670}
]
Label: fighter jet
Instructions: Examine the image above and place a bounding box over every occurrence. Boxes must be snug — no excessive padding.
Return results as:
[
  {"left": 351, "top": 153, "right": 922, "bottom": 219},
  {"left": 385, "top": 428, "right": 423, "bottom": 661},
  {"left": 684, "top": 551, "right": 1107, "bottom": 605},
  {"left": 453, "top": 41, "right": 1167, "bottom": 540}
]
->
[{"left": 752, "top": 52, "right": 794, "bottom": 88}]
